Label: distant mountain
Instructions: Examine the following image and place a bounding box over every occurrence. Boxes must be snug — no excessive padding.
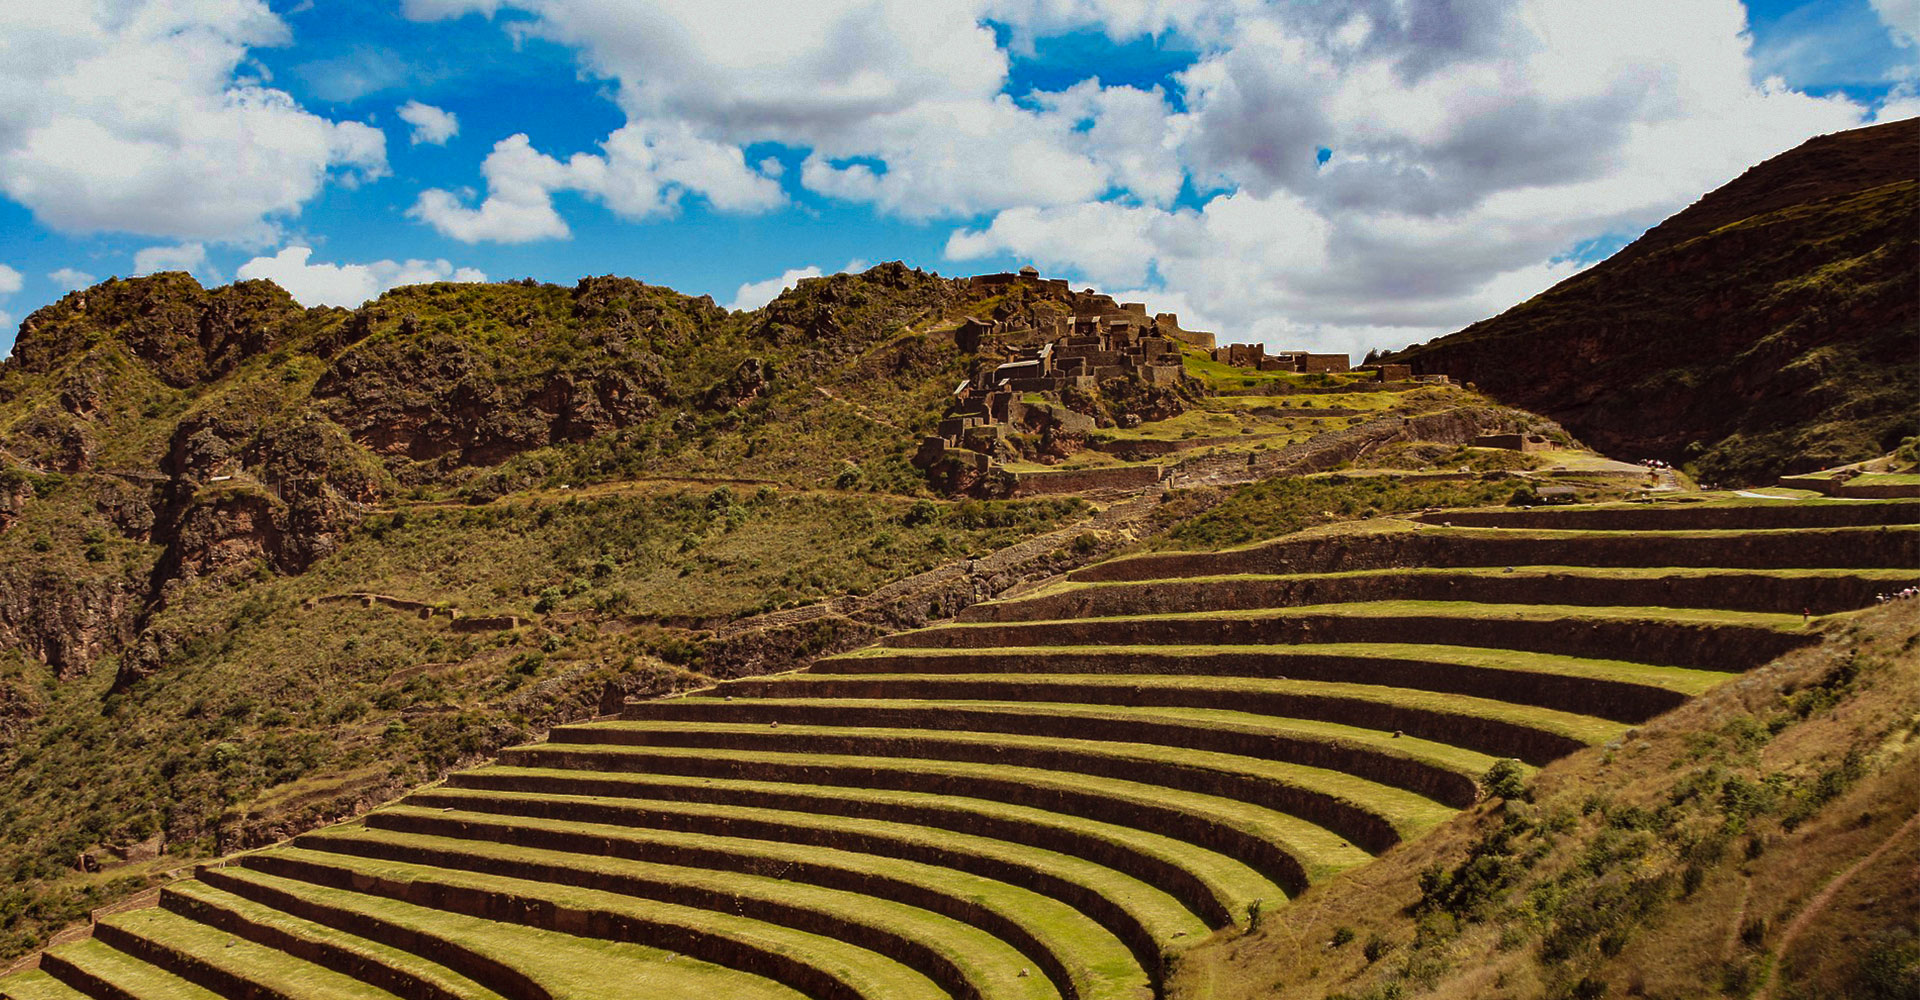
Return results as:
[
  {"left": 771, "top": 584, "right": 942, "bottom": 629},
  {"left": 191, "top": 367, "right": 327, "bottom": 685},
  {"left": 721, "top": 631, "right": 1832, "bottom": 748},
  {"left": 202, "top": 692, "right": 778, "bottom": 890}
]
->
[{"left": 1392, "top": 118, "right": 1918, "bottom": 485}]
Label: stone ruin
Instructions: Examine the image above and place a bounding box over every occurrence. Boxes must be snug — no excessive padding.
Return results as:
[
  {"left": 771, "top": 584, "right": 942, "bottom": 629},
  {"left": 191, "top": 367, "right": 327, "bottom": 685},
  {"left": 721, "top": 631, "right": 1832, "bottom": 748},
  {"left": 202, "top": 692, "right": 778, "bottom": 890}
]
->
[
  {"left": 1209, "top": 342, "right": 1352, "bottom": 373},
  {"left": 914, "top": 268, "right": 1213, "bottom": 493},
  {"left": 1472, "top": 432, "right": 1553, "bottom": 452}
]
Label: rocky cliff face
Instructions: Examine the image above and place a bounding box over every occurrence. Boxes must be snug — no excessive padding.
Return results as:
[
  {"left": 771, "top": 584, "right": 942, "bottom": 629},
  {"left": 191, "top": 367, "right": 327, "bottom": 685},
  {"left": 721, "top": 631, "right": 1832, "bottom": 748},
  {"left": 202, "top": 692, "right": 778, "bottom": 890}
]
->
[{"left": 1393, "top": 118, "right": 1919, "bottom": 484}]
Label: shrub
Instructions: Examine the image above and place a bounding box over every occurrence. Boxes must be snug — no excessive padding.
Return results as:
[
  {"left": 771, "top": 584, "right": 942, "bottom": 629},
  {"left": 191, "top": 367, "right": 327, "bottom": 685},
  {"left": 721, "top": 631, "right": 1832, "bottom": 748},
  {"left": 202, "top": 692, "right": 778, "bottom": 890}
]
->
[{"left": 1482, "top": 758, "right": 1527, "bottom": 800}]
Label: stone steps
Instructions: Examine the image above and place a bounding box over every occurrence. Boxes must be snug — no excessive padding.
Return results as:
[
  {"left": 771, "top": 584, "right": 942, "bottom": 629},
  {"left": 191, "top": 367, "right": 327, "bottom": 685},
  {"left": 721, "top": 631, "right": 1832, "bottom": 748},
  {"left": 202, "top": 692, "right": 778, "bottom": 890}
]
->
[
  {"left": 395, "top": 785, "right": 1206, "bottom": 984},
  {"left": 879, "top": 602, "right": 1814, "bottom": 671},
  {"left": 810, "top": 643, "right": 1714, "bottom": 723},
  {"left": 963, "top": 566, "right": 1908, "bottom": 621},
  {"left": 613, "top": 699, "right": 1492, "bottom": 808},
  {"left": 442, "top": 766, "right": 1272, "bottom": 930},
  {"left": 361, "top": 805, "right": 1151, "bottom": 1000}
]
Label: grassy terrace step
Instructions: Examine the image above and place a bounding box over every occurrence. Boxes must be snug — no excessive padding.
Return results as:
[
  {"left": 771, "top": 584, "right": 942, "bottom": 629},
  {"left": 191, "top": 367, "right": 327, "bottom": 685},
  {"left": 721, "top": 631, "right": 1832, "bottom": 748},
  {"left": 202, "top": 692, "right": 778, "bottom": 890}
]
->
[
  {"left": 241, "top": 845, "right": 951, "bottom": 1000},
  {"left": 1072, "top": 525, "right": 1920, "bottom": 581},
  {"left": 94, "top": 906, "right": 398, "bottom": 1000},
  {"left": 0, "top": 970, "right": 92, "bottom": 1000},
  {"left": 398, "top": 786, "right": 1207, "bottom": 985},
  {"left": 708, "top": 673, "right": 1624, "bottom": 765},
  {"left": 879, "top": 602, "right": 1814, "bottom": 671},
  {"left": 533, "top": 721, "right": 1451, "bottom": 857},
  {"left": 38, "top": 937, "right": 225, "bottom": 1000},
  {"left": 962, "top": 566, "right": 1914, "bottom": 621},
  {"left": 283, "top": 827, "right": 1062, "bottom": 1000},
  {"left": 441, "top": 766, "right": 1275, "bottom": 930},
  {"left": 197, "top": 864, "right": 808, "bottom": 1000},
  {"left": 617, "top": 699, "right": 1493, "bottom": 808},
  {"left": 360, "top": 805, "right": 1151, "bottom": 1000},
  {"left": 814, "top": 642, "right": 1720, "bottom": 723},
  {"left": 158, "top": 879, "right": 505, "bottom": 1000},
  {"left": 490, "top": 739, "right": 1363, "bottom": 893},
  {"left": 1410, "top": 499, "right": 1920, "bottom": 531}
]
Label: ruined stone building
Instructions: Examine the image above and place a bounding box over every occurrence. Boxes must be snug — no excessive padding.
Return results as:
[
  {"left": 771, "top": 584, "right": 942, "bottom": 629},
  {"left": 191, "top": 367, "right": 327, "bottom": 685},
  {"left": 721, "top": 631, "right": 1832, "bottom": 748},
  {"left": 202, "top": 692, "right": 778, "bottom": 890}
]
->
[
  {"left": 914, "top": 268, "right": 1213, "bottom": 491},
  {"left": 1209, "top": 343, "right": 1352, "bottom": 373}
]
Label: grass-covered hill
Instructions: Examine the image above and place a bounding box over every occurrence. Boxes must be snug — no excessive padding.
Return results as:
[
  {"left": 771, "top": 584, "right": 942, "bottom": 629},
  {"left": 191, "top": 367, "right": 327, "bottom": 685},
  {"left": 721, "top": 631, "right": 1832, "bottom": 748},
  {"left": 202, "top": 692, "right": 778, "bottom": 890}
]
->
[
  {"left": 1390, "top": 118, "right": 1919, "bottom": 486},
  {"left": 0, "top": 260, "right": 1561, "bottom": 964}
]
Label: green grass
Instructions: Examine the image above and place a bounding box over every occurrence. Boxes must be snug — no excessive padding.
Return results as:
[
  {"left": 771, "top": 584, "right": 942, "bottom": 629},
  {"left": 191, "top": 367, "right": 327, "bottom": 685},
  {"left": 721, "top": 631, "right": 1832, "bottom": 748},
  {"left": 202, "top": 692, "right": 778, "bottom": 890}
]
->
[
  {"left": 445, "top": 764, "right": 1280, "bottom": 930},
  {"left": 722, "top": 672, "right": 1632, "bottom": 749},
  {"left": 1147, "top": 476, "right": 1526, "bottom": 550},
  {"left": 282, "top": 829, "right": 1063, "bottom": 1000},
  {"left": 362, "top": 804, "right": 1151, "bottom": 1000},
  {"left": 639, "top": 696, "right": 1502, "bottom": 785},
  {"left": 105, "top": 906, "right": 398, "bottom": 1000},
  {"left": 998, "top": 564, "right": 1914, "bottom": 606},
  {"left": 572, "top": 717, "right": 1459, "bottom": 838},
  {"left": 254, "top": 844, "right": 951, "bottom": 1000},
  {"left": 204, "top": 864, "right": 809, "bottom": 1000},
  {"left": 506, "top": 738, "right": 1380, "bottom": 881},
  {"left": 401, "top": 783, "right": 1212, "bottom": 947},
  {"left": 904, "top": 599, "right": 1813, "bottom": 632},
  {"left": 824, "top": 641, "right": 1727, "bottom": 698},
  {"left": 163, "top": 878, "right": 509, "bottom": 1000},
  {"left": 39, "top": 936, "right": 226, "bottom": 999},
  {"left": 0, "top": 969, "right": 91, "bottom": 1000}
]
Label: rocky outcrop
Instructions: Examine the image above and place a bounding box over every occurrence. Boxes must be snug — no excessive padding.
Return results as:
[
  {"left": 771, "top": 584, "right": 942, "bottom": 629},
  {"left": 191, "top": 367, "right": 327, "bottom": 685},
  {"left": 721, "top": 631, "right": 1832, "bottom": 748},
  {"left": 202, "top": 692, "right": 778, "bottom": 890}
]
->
[
  {"left": 315, "top": 332, "right": 669, "bottom": 466},
  {"left": 1393, "top": 119, "right": 1919, "bottom": 484},
  {"left": 0, "top": 565, "right": 140, "bottom": 679},
  {"left": 10, "top": 274, "right": 307, "bottom": 387}
]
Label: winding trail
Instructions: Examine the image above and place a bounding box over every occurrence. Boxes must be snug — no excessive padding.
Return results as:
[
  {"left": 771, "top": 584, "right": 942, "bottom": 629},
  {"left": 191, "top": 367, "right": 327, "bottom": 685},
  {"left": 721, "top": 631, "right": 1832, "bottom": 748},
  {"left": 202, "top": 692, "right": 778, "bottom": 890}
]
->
[{"left": 1758, "top": 805, "right": 1920, "bottom": 999}]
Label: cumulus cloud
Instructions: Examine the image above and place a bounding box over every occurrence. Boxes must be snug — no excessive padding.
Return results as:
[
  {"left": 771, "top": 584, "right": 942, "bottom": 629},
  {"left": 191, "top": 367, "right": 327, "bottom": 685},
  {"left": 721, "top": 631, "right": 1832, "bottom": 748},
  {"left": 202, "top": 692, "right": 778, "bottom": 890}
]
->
[
  {"left": 413, "top": 122, "right": 785, "bottom": 242},
  {"left": 0, "top": 265, "right": 17, "bottom": 345},
  {"left": 133, "top": 243, "right": 209, "bottom": 277},
  {"left": 725, "top": 260, "right": 870, "bottom": 311},
  {"left": 48, "top": 268, "right": 96, "bottom": 291},
  {"left": 398, "top": 100, "right": 459, "bottom": 144},
  {"left": 403, "top": 0, "right": 1877, "bottom": 357},
  {"left": 1871, "top": 0, "right": 1919, "bottom": 47},
  {"left": 727, "top": 266, "right": 823, "bottom": 312},
  {"left": 0, "top": 0, "right": 386, "bottom": 243},
  {"left": 235, "top": 246, "right": 486, "bottom": 308},
  {"left": 948, "top": 0, "right": 1870, "bottom": 357},
  {"left": 407, "top": 1, "right": 1189, "bottom": 227}
]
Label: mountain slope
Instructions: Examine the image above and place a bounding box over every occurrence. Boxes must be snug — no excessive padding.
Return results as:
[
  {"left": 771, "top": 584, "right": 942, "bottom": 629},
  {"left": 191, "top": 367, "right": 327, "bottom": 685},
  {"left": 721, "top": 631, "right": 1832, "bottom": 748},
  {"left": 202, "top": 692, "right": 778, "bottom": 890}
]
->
[{"left": 1392, "top": 118, "right": 1919, "bottom": 484}]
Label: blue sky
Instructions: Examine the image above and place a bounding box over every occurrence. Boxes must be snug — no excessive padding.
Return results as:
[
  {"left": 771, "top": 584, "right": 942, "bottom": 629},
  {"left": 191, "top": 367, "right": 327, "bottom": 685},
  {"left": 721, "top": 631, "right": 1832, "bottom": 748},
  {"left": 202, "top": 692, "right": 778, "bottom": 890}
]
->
[{"left": 0, "top": 0, "right": 1913, "bottom": 359}]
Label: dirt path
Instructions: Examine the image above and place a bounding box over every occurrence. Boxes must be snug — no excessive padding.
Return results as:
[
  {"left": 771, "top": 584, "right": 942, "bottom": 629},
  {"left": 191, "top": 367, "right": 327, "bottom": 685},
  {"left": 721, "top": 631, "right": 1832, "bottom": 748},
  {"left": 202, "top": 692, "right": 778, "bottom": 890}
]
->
[
  {"left": 815, "top": 384, "right": 906, "bottom": 430},
  {"left": 1757, "top": 806, "right": 1920, "bottom": 999}
]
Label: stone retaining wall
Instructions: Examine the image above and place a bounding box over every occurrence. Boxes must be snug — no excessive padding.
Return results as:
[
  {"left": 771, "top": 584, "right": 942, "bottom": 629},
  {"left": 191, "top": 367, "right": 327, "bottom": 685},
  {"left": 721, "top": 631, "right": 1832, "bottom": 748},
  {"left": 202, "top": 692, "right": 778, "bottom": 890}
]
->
[
  {"left": 708, "top": 675, "right": 1588, "bottom": 766},
  {"left": 884, "top": 614, "right": 1813, "bottom": 672},
  {"left": 443, "top": 769, "right": 1238, "bottom": 929},
  {"left": 810, "top": 649, "right": 1688, "bottom": 725},
  {"left": 965, "top": 571, "right": 1893, "bottom": 621},
  {"left": 1075, "top": 527, "right": 1920, "bottom": 582}
]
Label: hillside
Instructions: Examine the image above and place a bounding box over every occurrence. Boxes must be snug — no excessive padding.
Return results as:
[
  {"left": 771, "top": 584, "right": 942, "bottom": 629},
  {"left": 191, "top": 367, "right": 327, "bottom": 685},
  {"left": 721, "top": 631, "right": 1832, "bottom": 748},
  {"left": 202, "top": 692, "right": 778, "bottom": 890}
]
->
[
  {"left": 1390, "top": 118, "right": 1919, "bottom": 485},
  {"left": 2, "top": 493, "right": 1911, "bottom": 1000},
  {"left": 0, "top": 266, "right": 1559, "bottom": 964}
]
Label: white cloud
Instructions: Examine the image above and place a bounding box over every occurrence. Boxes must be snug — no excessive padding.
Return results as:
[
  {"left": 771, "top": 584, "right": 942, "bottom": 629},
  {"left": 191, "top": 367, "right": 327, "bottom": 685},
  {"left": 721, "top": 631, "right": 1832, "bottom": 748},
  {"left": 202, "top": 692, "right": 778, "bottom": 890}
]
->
[
  {"left": 727, "top": 266, "right": 822, "bottom": 312},
  {"left": 133, "top": 243, "right": 208, "bottom": 276},
  {"left": 235, "top": 246, "right": 486, "bottom": 308},
  {"left": 48, "top": 267, "right": 96, "bottom": 291},
  {"left": 397, "top": 100, "right": 459, "bottom": 145},
  {"left": 0, "top": 264, "right": 20, "bottom": 296},
  {"left": 413, "top": 122, "right": 785, "bottom": 242},
  {"left": 1871, "top": 0, "right": 1919, "bottom": 47},
  {"left": 724, "top": 260, "right": 869, "bottom": 311},
  {"left": 948, "top": 0, "right": 1872, "bottom": 359},
  {"left": 407, "top": 1, "right": 1191, "bottom": 228},
  {"left": 0, "top": 1, "right": 386, "bottom": 243}
]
